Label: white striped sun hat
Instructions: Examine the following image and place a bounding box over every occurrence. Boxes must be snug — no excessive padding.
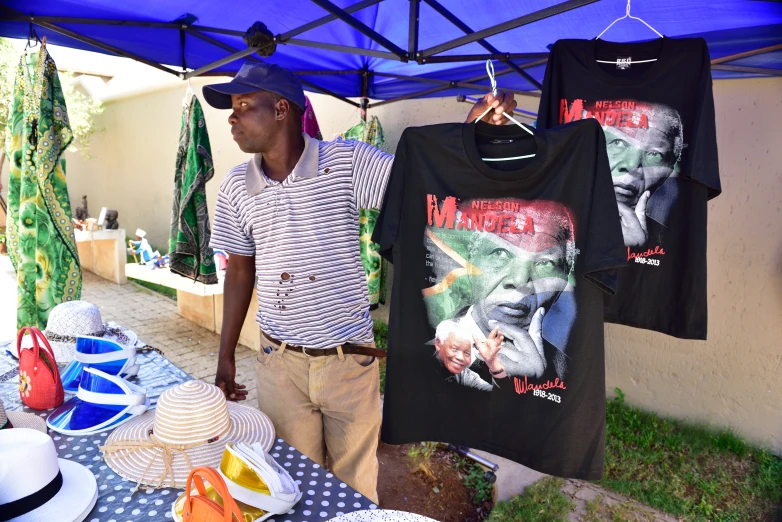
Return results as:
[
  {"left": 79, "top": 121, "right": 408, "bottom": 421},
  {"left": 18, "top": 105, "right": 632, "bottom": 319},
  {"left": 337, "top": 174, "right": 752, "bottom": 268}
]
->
[{"left": 101, "top": 380, "right": 274, "bottom": 489}]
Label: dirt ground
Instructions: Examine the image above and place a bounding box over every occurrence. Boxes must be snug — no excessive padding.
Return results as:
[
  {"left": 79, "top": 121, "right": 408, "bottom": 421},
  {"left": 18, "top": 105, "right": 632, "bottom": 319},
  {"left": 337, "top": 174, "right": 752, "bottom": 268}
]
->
[{"left": 377, "top": 442, "right": 493, "bottom": 522}]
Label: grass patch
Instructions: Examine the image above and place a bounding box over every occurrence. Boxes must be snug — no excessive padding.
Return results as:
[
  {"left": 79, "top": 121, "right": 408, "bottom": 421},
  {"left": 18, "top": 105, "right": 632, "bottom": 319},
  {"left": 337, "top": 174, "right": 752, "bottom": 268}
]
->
[
  {"left": 601, "top": 388, "right": 782, "bottom": 521},
  {"left": 486, "top": 477, "right": 573, "bottom": 522},
  {"left": 373, "top": 319, "right": 388, "bottom": 393},
  {"left": 128, "top": 278, "right": 178, "bottom": 301}
]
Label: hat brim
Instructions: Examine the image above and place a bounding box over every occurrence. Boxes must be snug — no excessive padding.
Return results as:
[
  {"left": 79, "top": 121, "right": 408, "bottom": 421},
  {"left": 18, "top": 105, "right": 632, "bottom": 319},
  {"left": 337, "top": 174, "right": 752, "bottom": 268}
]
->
[
  {"left": 203, "top": 82, "right": 264, "bottom": 110},
  {"left": 8, "top": 458, "right": 98, "bottom": 522},
  {"left": 103, "top": 402, "right": 275, "bottom": 488},
  {"left": 47, "top": 396, "right": 140, "bottom": 435},
  {"left": 328, "top": 510, "right": 437, "bottom": 522},
  {"left": 6, "top": 410, "right": 48, "bottom": 433}
]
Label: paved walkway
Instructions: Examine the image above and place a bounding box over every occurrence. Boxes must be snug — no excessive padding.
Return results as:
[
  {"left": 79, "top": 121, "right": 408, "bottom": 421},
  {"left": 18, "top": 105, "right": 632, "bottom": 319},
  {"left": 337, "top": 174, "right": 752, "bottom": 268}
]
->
[{"left": 0, "top": 259, "right": 680, "bottom": 521}]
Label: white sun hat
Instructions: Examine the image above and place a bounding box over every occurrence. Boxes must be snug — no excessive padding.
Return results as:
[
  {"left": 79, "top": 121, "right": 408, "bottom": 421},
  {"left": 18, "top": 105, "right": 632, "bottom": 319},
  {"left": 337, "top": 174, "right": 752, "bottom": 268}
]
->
[
  {"left": 101, "top": 380, "right": 275, "bottom": 489},
  {"left": 0, "top": 396, "right": 47, "bottom": 433},
  {"left": 328, "top": 511, "right": 439, "bottom": 522},
  {"left": 0, "top": 428, "right": 98, "bottom": 522},
  {"left": 15, "top": 300, "right": 140, "bottom": 364}
]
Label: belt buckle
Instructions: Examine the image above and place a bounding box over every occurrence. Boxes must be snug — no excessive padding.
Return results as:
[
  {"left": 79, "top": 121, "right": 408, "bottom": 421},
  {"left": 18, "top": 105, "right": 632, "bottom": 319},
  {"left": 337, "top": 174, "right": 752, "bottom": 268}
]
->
[{"left": 301, "top": 346, "right": 312, "bottom": 357}]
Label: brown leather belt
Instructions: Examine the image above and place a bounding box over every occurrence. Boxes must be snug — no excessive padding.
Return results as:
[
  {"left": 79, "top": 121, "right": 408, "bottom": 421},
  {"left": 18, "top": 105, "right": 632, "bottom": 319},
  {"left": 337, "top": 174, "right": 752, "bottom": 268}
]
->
[{"left": 262, "top": 333, "right": 387, "bottom": 358}]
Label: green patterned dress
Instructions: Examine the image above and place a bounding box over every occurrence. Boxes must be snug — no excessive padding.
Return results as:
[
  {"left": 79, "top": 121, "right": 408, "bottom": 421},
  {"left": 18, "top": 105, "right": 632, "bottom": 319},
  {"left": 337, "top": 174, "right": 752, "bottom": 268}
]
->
[
  {"left": 169, "top": 96, "right": 217, "bottom": 284},
  {"left": 340, "top": 116, "right": 388, "bottom": 308},
  {"left": 5, "top": 44, "right": 81, "bottom": 330}
]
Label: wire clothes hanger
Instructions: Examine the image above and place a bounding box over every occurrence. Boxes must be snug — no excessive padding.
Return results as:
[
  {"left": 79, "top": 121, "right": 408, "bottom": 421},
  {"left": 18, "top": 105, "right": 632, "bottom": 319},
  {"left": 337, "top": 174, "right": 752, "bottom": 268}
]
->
[
  {"left": 595, "top": 0, "right": 664, "bottom": 66},
  {"left": 473, "top": 60, "right": 536, "bottom": 162},
  {"left": 182, "top": 77, "right": 195, "bottom": 108}
]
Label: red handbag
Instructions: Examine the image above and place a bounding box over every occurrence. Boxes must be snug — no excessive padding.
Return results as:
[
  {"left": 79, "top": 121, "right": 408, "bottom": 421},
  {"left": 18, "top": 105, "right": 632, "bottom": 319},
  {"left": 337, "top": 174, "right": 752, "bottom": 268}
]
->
[{"left": 17, "top": 326, "right": 64, "bottom": 410}]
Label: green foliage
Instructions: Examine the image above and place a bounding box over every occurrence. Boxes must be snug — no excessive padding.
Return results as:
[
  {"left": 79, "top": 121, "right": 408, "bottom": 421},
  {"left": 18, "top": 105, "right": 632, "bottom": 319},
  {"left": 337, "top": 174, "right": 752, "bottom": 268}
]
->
[
  {"left": 601, "top": 388, "right": 782, "bottom": 521},
  {"left": 0, "top": 37, "right": 103, "bottom": 157},
  {"left": 407, "top": 442, "right": 439, "bottom": 468},
  {"left": 455, "top": 458, "right": 494, "bottom": 506},
  {"left": 486, "top": 477, "right": 573, "bottom": 522},
  {"left": 373, "top": 319, "right": 388, "bottom": 393}
]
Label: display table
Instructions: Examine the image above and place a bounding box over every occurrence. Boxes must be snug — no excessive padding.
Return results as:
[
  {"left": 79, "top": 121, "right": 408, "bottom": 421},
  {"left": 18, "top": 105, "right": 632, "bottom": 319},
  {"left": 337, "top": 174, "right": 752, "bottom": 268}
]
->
[
  {"left": 0, "top": 351, "right": 376, "bottom": 521},
  {"left": 76, "top": 228, "right": 128, "bottom": 285}
]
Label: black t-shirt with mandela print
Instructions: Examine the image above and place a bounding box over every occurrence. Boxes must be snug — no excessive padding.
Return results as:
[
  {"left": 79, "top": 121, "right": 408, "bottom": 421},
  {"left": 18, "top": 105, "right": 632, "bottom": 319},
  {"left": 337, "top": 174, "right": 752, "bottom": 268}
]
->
[
  {"left": 537, "top": 37, "right": 721, "bottom": 339},
  {"left": 373, "top": 120, "right": 625, "bottom": 479}
]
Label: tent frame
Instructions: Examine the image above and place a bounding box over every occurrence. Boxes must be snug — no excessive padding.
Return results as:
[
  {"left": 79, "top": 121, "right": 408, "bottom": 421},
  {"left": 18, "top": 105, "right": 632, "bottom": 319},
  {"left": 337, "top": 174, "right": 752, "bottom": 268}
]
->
[{"left": 2, "top": 0, "right": 781, "bottom": 111}]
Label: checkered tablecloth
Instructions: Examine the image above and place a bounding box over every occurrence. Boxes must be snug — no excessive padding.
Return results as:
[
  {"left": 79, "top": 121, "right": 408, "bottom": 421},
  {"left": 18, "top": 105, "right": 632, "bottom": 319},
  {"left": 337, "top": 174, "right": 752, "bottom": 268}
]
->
[{"left": 0, "top": 350, "right": 376, "bottom": 521}]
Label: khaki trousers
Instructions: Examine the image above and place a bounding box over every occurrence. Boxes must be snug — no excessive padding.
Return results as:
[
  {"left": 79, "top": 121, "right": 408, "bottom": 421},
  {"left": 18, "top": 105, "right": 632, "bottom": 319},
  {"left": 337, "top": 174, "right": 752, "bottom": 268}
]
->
[{"left": 255, "top": 332, "right": 381, "bottom": 503}]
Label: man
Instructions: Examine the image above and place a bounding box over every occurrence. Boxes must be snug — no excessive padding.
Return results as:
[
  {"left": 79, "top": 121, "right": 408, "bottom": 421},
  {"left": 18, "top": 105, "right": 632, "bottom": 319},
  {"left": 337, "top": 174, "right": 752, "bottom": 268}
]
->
[
  {"left": 432, "top": 320, "right": 504, "bottom": 391},
  {"left": 439, "top": 200, "right": 576, "bottom": 381},
  {"left": 602, "top": 103, "right": 684, "bottom": 247},
  {"left": 203, "top": 62, "right": 516, "bottom": 502}
]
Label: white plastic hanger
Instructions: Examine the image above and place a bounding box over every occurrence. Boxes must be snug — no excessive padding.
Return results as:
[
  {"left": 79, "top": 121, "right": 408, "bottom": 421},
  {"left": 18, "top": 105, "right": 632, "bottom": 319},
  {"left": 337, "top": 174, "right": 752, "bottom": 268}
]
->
[
  {"left": 473, "top": 60, "right": 535, "bottom": 162},
  {"left": 596, "top": 0, "right": 664, "bottom": 63},
  {"left": 182, "top": 77, "right": 195, "bottom": 108}
]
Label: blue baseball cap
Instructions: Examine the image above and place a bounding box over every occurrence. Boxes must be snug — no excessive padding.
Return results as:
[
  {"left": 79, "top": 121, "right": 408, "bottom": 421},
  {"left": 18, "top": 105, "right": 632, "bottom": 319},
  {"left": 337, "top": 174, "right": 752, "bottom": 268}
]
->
[{"left": 203, "top": 62, "right": 306, "bottom": 111}]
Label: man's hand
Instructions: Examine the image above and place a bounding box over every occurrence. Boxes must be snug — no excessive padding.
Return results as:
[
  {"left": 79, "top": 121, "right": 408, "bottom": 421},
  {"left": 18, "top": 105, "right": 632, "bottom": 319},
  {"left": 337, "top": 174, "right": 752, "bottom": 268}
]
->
[
  {"left": 618, "top": 190, "right": 650, "bottom": 248},
  {"left": 489, "top": 307, "right": 546, "bottom": 378},
  {"left": 466, "top": 91, "right": 518, "bottom": 125},
  {"left": 215, "top": 356, "right": 248, "bottom": 401},
  {"left": 474, "top": 327, "right": 506, "bottom": 378}
]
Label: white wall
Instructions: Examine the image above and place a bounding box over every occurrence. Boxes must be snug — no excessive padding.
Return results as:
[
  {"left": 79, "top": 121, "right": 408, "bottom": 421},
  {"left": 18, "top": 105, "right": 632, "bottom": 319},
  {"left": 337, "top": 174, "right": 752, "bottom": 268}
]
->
[{"left": 2, "top": 76, "right": 781, "bottom": 454}]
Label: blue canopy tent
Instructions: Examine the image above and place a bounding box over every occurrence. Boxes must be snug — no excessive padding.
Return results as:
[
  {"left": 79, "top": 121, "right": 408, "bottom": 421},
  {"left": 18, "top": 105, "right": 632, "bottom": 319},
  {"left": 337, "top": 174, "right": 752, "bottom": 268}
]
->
[{"left": 1, "top": 0, "right": 780, "bottom": 111}]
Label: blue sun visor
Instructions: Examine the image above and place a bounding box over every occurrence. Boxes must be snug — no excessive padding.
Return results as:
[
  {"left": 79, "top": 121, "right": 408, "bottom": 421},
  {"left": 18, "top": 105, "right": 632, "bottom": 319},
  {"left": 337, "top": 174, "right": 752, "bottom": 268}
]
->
[
  {"left": 60, "top": 336, "right": 139, "bottom": 392},
  {"left": 47, "top": 367, "right": 149, "bottom": 435}
]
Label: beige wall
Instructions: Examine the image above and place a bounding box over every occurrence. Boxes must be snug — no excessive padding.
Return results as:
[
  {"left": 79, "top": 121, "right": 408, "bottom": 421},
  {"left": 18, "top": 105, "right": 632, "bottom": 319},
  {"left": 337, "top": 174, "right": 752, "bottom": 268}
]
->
[{"left": 3, "top": 76, "right": 780, "bottom": 453}]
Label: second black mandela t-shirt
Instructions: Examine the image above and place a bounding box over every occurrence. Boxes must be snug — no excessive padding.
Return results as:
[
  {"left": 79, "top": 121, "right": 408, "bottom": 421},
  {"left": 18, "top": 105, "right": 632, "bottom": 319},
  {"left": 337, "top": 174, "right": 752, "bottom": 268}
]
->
[
  {"left": 374, "top": 120, "right": 625, "bottom": 479},
  {"left": 537, "top": 37, "right": 721, "bottom": 339}
]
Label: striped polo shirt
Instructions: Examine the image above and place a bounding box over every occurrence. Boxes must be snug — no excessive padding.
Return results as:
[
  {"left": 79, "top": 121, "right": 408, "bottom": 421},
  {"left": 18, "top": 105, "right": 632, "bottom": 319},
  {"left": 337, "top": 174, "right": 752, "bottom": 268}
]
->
[{"left": 210, "top": 134, "right": 393, "bottom": 349}]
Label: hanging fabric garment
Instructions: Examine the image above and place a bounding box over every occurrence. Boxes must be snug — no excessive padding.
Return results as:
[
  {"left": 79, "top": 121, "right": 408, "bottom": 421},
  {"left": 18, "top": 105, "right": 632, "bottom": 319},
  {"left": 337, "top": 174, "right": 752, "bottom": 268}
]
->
[
  {"left": 301, "top": 96, "right": 322, "bottom": 140},
  {"left": 340, "top": 116, "right": 388, "bottom": 309},
  {"left": 169, "top": 95, "right": 218, "bottom": 284},
  {"left": 5, "top": 43, "right": 81, "bottom": 330}
]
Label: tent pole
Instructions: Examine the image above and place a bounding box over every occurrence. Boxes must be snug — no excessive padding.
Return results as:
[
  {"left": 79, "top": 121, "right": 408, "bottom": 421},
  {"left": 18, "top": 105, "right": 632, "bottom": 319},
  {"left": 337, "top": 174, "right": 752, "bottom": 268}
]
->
[
  {"left": 368, "top": 60, "right": 545, "bottom": 108},
  {"left": 373, "top": 72, "right": 532, "bottom": 95},
  {"left": 419, "top": 0, "right": 597, "bottom": 59},
  {"left": 421, "top": 0, "right": 542, "bottom": 89},
  {"left": 285, "top": 39, "right": 402, "bottom": 60},
  {"left": 186, "top": 46, "right": 264, "bottom": 78},
  {"left": 309, "top": 0, "right": 408, "bottom": 59},
  {"left": 710, "top": 43, "right": 782, "bottom": 65},
  {"left": 423, "top": 53, "right": 548, "bottom": 63},
  {"left": 30, "top": 20, "right": 181, "bottom": 77},
  {"left": 711, "top": 64, "right": 782, "bottom": 76},
  {"left": 0, "top": 14, "right": 181, "bottom": 28},
  {"left": 360, "top": 69, "right": 369, "bottom": 122},
  {"left": 409, "top": 0, "right": 420, "bottom": 60},
  {"left": 299, "top": 78, "right": 361, "bottom": 108}
]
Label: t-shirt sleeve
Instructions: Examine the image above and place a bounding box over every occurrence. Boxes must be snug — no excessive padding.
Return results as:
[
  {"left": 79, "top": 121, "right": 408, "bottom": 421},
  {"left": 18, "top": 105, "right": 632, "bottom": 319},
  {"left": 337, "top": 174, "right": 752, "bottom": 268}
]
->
[
  {"left": 583, "top": 123, "right": 627, "bottom": 294},
  {"left": 685, "top": 39, "right": 721, "bottom": 200},
  {"left": 209, "top": 173, "right": 255, "bottom": 257},
  {"left": 372, "top": 131, "right": 408, "bottom": 262},
  {"left": 352, "top": 140, "right": 395, "bottom": 210}
]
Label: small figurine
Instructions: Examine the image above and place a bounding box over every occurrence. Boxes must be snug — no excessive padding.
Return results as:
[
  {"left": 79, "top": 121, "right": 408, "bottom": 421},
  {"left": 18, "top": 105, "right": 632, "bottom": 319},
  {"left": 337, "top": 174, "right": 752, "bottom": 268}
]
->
[
  {"left": 74, "top": 194, "right": 90, "bottom": 221},
  {"left": 127, "top": 229, "right": 161, "bottom": 268},
  {"left": 105, "top": 210, "right": 119, "bottom": 230}
]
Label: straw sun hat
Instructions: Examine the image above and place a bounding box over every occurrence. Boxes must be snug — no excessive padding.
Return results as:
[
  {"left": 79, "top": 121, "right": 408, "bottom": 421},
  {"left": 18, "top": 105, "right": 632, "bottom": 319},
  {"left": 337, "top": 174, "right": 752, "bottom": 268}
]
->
[
  {"left": 101, "top": 380, "right": 275, "bottom": 489},
  {"left": 15, "top": 300, "right": 140, "bottom": 364},
  {"left": 1, "top": 396, "right": 47, "bottom": 433}
]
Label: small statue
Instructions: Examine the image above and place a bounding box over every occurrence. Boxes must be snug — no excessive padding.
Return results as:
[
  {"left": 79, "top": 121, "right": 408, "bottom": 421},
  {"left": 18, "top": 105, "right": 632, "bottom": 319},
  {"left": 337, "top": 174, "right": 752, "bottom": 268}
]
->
[
  {"left": 74, "top": 194, "right": 90, "bottom": 221},
  {"left": 128, "top": 229, "right": 164, "bottom": 269},
  {"left": 105, "top": 209, "right": 119, "bottom": 230}
]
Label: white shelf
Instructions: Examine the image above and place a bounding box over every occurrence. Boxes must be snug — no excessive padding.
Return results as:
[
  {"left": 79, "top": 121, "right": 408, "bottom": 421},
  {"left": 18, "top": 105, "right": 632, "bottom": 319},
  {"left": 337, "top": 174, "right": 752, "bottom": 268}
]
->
[{"left": 124, "top": 263, "right": 224, "bottom": 296}]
